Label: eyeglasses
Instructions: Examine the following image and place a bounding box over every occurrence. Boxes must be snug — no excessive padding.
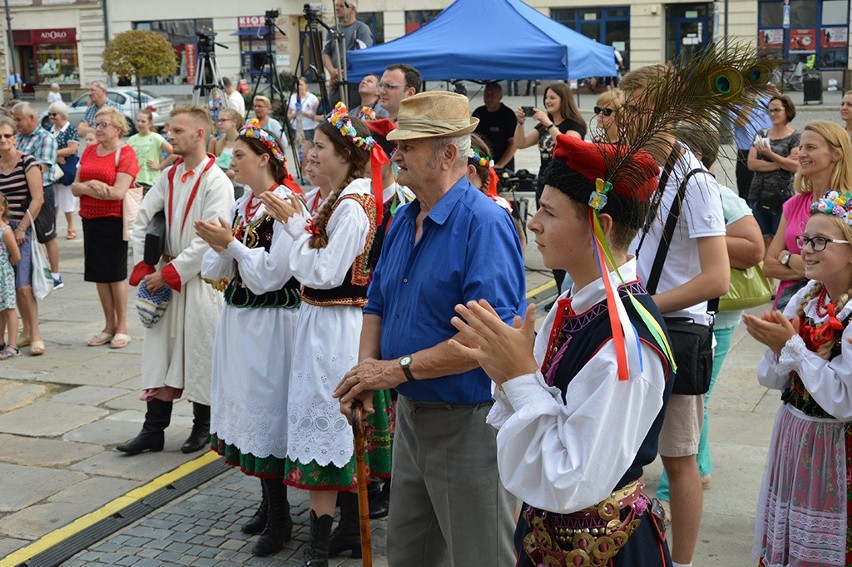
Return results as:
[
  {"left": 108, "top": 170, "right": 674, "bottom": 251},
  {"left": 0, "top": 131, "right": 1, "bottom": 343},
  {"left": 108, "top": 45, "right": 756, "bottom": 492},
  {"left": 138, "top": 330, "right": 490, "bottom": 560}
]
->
[
  {"left": 378, "top": 82, "right": 404, "bottom": 91},
  {"left": 48, "top": 112, "right": 58, "bottom": 117},
  {"left": 0, "top": 133, "right": 14, "bottom": 139},
  {"left": 796, "top": 234, "right": 850, "bottom": 251},
  {"left": 594, "top": 106, "right": 614, "bottom": 116},
  {"left": 93, "top": 122, "right": 111, "bottom": 130}
]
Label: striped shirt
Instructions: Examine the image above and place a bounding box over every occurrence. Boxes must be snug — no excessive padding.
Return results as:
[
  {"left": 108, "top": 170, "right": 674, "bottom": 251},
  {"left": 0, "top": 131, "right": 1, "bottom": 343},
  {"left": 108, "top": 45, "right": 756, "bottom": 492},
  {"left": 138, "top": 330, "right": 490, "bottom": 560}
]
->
[{"left": 0, "top": 153, "right": 38, "bottom": 223}]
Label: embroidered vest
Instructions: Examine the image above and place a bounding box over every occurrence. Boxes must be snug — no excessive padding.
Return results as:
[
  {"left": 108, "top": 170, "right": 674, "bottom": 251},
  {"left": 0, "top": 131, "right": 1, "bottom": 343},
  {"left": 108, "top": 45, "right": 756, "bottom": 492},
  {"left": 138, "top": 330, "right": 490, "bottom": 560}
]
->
[
  {"left": 302, "top": 193, "right": 378, "bottom": 307},
  {"left": 224, "top": 213, "right": 300, "bottom": 309},
  {"left": 546, "top": 282, "right": 673, "bottom": 490}
]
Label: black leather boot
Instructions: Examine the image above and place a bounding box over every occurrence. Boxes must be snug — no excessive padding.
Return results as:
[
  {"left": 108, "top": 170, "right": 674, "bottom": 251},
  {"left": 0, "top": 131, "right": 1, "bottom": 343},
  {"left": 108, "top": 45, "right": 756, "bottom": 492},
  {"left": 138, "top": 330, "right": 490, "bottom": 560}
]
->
[
  {"left": 117, "top": 399, "right": 172, "bottom": 455},
  {"left": 368, "top": 480, "right": 388, "bottom": 519},
  {"left": 181, "top": 403, "right": 210, "bottom": 454},
  {"left": 329, "top": 491, "right": 362, "bottom": 557},
  {"left": 242, "top": 478, "right": 268, "bottom": 535},
  {"left": 252, "top": 480, "right": 293, "bottom": 556},
  {"left": 304, "top": 511, "right": 334, "bottom": 566}
]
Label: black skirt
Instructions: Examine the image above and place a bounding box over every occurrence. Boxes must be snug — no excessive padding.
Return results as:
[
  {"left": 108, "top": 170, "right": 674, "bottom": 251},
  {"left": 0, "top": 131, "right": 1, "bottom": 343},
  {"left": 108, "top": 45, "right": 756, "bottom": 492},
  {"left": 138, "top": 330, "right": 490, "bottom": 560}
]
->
[{"left": 82, "top": 216, "right": 128, "bottom": 283}]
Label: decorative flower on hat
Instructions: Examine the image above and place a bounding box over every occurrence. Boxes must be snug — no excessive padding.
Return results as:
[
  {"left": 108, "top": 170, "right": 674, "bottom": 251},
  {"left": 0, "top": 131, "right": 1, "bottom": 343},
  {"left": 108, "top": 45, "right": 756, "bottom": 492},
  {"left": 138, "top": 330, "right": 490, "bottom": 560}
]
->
[
  {"left": 329, "top": 102, "right": 376, "bottom": 151},
  {"left": 588, "top": 178, "right": 611, "bottom": 211},
  {"left": 239, "top": 119, "right": 286, "bottom": 162},
  {"left": 812, "top": 190, "right": 852, "bottom": 226},
  {"left": 467, "top": 147, "right": 493, "bottom": 168}
]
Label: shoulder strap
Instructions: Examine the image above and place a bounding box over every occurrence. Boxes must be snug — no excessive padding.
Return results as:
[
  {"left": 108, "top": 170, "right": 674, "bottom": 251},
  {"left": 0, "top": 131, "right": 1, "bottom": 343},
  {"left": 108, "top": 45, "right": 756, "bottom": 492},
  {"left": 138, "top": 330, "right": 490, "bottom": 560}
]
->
[
  {"left": 114, "top": 143, "right": 123, "bottom": 168},
  {"left": 644, "top": 167, "right": 706, "bottom": 295}
]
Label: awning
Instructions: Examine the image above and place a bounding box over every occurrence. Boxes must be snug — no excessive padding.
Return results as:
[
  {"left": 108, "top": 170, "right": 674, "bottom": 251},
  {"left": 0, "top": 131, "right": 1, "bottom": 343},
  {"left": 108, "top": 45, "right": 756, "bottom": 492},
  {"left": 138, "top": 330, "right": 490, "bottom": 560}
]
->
[{"left": 231, "top": 28, "right": 269, "bottom": 37}]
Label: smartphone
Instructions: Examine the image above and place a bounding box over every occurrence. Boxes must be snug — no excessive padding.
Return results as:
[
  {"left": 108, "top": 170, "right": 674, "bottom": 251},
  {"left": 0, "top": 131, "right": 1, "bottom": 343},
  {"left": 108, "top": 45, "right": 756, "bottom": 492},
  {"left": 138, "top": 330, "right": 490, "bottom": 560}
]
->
[{"left": 522, "top": 106, "right": 534, "bottom": 117}]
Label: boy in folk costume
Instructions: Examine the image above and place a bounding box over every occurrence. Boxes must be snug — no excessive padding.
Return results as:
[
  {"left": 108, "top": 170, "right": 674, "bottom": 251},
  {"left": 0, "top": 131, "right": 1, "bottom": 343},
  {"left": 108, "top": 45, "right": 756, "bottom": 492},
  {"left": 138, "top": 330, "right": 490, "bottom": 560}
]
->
[{"left": 451, "top": 134, "right": 675, "bottom": 565}]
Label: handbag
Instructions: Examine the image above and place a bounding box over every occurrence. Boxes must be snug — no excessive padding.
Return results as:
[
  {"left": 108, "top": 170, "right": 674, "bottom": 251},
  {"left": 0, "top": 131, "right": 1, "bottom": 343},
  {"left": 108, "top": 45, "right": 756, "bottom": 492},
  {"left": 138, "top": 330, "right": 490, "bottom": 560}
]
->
[
  {"left": 26, "top": 210, "right": 53, "bottom": 300},
  {"left": 136, "top": 279, "right": 171, "bottom": 328},
  {"left": 115, "top": 145, "right": 143, "bottom": 242},
  {"left": 58, "top": 154, "right": 79, "bottom": 186},
  {"left": 663, "top": 317, "right": 714, "bottom": 395},
  {"left": 636, "top": 146, "right": 714, "bottom": 396},
  {"left": 718, "top": 262, "right": 772, "bottom": 312}
]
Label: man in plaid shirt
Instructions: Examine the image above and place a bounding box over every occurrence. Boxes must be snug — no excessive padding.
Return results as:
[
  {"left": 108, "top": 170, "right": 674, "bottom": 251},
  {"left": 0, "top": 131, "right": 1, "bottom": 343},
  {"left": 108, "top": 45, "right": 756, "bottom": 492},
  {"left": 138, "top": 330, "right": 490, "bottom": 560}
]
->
[{"left": 78, "top": 81, "right": 120, "bottom": 137}]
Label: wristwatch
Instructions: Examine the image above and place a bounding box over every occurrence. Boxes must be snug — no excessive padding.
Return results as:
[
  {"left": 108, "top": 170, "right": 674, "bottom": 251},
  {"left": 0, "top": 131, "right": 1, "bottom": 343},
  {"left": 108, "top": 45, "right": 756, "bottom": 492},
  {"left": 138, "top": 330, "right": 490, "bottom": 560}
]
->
[
  {"left": 399, "top": 355, "right": 416, "bottom": 382},
  {"left": 779, "top": 251, "right": 791, "bottom": 267}
]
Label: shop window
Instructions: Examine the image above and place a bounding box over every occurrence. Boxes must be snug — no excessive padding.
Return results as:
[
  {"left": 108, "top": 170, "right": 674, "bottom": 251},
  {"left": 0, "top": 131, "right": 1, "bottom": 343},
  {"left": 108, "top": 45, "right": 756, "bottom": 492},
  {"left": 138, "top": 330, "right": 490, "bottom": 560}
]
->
[
  {"left": 36, "top": 44, "right": 78, "bottom": 84},
  {"left": 552, "top": 7, "right": 631, "bottom": 68},
  {"left": 757, "top": 0, "right": 848, "bottom": 70},
  {"left": 405, "top": 10, "right": 440, "bottom": 34},
  {"left": 360, "top": 12, "right": 384, "bottom": 44}
]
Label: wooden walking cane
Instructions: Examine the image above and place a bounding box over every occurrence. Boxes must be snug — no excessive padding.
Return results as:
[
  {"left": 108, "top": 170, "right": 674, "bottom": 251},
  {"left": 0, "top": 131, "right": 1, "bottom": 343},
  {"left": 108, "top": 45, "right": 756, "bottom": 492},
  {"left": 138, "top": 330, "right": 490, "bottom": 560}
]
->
[{"left": 352, "top": 400, "right": 373, "bottom": 566}]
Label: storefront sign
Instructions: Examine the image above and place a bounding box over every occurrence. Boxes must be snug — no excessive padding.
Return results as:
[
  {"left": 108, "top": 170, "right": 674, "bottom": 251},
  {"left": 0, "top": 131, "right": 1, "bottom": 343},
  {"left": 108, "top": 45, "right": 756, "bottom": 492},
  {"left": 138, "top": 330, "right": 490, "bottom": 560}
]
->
[
  {"left": 822, "top": 27, "right": 848, "bottom": 48},
  {"left": 185, "top": 43, "right": 196, "bottom": 83},
  {"left": 759, "top": 29, "right": 784, "bottom": 49},
  {"left": 238, "top": 16, "right": 265, "bottom": 28},
  {"left": 788, "top": 28, "right": 816, "bottom": 53},
  {"left": 12, "top": 28, "right": 76, "bottom": 46}
]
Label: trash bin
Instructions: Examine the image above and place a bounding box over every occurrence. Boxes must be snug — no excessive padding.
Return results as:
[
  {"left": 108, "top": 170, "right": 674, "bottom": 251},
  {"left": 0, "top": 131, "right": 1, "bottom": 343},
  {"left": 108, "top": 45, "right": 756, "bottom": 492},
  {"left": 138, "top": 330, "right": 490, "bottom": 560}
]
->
[{"left": 803, "top": 71, "right": 823, "bottom": 104}]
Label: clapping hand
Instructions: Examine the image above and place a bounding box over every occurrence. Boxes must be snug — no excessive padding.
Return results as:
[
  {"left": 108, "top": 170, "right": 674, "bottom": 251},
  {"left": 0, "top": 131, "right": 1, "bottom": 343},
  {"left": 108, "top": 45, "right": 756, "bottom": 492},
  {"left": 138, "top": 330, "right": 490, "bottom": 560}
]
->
[
  {"left": 258, "top": 192, "right": 302, "bottom": 223},
  {"left": 449, "top": 300, "right": 538, "bottom": 386},
  {"left": 743, "top": 310, "right": 798, "bottom": 358},
  {"left": 194, "top": 217, "right": 233, "bottom": 253}
]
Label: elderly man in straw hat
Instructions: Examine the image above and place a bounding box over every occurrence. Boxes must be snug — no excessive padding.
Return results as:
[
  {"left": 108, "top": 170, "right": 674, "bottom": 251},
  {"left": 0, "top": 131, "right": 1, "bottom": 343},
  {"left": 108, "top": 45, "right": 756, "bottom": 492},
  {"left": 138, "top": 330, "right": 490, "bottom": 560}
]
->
[{"left": 334, "top": 91, "right": 525, "bottom": 565}]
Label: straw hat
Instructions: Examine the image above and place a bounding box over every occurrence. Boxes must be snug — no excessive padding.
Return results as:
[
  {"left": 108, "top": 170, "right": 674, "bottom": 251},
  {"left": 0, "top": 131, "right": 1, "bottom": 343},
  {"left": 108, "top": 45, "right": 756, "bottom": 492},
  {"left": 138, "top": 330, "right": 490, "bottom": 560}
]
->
[{"left": 387, "top": 91, "right": 478, "bottom": 141}]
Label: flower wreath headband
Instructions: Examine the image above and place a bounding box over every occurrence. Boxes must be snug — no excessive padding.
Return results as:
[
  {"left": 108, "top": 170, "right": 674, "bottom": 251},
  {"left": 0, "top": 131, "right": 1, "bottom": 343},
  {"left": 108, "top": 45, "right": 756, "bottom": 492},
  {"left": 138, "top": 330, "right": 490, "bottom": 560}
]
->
[
  {"left": 239, "top": 119, "right": 286, "bottom": 163},
  {"left": 812, "top": 190, "right": 852, "bottom": 226},
  {"left": 467, "top": 147, "right": 500, "bottom": 198},
  {"left": 328, "top": 102, "right": 389, "bottom": 225}
]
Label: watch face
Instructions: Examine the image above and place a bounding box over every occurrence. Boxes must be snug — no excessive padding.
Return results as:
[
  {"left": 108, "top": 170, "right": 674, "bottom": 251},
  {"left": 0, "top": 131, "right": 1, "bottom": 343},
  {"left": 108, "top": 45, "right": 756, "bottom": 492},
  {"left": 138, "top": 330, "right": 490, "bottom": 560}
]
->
[{"left": 400, "top": 355, "right": 412, "bottom": 366}]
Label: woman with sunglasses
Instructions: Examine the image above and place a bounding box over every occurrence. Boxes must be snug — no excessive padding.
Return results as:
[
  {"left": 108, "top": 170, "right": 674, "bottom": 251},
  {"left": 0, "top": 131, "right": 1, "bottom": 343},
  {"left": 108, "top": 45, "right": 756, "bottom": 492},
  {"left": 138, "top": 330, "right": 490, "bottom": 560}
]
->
[
  {"left": 764, "top": 120, "right": 852, "bottom": 310},
  {"left": 592, "top": 88, "right": 623, "bottom": 143}
]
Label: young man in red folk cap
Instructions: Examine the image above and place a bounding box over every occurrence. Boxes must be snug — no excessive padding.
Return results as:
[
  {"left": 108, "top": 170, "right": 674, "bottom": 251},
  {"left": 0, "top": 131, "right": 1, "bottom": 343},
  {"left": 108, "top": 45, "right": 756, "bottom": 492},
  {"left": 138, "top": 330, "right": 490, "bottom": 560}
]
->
[{"left": 450, "top": 134, "right": 675, "bottom": 566}]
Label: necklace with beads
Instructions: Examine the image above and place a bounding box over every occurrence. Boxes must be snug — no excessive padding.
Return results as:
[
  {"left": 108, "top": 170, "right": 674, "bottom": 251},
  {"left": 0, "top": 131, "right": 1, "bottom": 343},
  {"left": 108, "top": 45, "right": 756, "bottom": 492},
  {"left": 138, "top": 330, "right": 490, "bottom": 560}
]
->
[{"left": 235, "top": 183, "right": 276, "bottom": 242}]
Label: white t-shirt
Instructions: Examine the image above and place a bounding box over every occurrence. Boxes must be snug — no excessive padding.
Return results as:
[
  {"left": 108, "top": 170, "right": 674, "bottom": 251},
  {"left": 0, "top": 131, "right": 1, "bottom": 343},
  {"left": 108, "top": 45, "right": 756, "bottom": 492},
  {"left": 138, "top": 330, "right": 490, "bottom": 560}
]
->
[
  {"left": 226, "top": 90, "right": 246, "bottom": 121},
  {"left": 47, "top": 91, "right": 62, "bottom": 104},
  {"left": 630, "top": 148, "right": 726, "bottom": 325},
  {"left": 288, "top": 92, "right": 319, "bottom": 131}
]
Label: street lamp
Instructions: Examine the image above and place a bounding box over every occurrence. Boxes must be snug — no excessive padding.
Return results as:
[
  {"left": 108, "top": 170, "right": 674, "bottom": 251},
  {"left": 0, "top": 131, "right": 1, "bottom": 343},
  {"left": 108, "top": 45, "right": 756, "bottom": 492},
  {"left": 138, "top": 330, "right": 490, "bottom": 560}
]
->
[{"left": 3, "top": 0, "right": 19, "bottom": 99}]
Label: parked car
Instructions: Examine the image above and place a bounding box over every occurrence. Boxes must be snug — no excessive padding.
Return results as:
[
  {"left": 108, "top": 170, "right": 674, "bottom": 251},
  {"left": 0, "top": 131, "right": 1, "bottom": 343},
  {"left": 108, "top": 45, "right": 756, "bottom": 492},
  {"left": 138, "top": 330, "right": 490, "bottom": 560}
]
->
[{"left": 40, "top": 87, "right": 175, "bottom": 135}]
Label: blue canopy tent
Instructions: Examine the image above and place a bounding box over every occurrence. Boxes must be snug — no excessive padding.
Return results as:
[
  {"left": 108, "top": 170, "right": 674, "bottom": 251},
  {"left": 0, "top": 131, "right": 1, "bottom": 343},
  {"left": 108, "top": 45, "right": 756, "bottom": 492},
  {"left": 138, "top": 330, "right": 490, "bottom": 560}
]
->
[{"left": 346, "top": 0, "right": 616, "bottom": 81}]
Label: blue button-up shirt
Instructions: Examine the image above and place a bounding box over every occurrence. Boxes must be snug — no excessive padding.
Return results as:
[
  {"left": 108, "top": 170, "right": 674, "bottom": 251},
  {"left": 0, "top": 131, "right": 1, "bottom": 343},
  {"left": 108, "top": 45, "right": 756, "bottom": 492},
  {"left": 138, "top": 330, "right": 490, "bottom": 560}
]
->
[
  {"left": 365, "top": 177, "right": 526, "bottom": 404},
  {"left": 734, "top": 98, "right": 772, "bottom": 151}
]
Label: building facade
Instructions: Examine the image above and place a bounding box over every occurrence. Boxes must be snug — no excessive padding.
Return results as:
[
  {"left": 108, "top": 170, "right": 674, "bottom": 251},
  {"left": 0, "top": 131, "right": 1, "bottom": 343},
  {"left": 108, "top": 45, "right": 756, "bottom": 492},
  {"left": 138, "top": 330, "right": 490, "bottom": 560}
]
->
[{"left": 2, "top": 0, "right": 850, "bottom": 98}]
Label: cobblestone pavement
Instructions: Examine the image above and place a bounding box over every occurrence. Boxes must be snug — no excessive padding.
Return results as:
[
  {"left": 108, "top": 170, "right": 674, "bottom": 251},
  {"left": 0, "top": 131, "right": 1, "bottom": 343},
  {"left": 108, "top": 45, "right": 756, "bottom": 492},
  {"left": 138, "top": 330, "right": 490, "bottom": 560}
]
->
[{"left": 60, "top": 469, "right": 385, "bottom": 567}]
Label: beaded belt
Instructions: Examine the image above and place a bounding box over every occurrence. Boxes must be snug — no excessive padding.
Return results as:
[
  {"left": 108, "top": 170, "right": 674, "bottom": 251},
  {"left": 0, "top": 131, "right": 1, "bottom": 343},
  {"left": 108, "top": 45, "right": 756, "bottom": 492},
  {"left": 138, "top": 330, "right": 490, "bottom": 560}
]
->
[{"left": 522, "top": 479, "right": 648, "bottom": 566}]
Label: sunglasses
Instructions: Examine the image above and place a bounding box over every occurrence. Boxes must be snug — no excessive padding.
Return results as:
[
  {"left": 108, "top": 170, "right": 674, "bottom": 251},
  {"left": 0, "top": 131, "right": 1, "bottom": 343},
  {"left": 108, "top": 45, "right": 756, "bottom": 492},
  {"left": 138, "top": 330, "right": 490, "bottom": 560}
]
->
[
  {"left": 594, "top": 106, "right": 614, "bottom": 117},
  {"left": 0, "top": 133, "right": 14, "bottom": 139},
  {"left": 48, "top": 112, "right": 58, "bottom": 117}
]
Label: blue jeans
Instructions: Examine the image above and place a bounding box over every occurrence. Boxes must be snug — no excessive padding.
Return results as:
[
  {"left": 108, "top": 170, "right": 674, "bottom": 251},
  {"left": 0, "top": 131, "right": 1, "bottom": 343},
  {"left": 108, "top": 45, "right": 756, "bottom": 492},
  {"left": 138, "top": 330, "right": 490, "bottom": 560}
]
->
[{"left": 656, "top": 325, "right": 735, "bottom": 500}]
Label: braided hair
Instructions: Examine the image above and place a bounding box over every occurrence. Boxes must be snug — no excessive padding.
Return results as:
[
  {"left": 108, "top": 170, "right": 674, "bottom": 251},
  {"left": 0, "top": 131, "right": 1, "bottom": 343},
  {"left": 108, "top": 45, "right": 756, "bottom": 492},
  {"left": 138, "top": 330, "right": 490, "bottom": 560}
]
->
[{"left": 309, "top": 117, "right": 371, "bottom": 249}]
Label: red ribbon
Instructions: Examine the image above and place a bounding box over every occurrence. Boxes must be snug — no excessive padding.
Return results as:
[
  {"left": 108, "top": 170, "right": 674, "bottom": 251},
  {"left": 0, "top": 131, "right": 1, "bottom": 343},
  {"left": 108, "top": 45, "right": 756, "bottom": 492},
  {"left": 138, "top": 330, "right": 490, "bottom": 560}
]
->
[
  {"left": 487, "top": 167, "right": 499, "bottom": 198},
  {"left": 370, "top": 145, "right": 390, "bottom": 226}
]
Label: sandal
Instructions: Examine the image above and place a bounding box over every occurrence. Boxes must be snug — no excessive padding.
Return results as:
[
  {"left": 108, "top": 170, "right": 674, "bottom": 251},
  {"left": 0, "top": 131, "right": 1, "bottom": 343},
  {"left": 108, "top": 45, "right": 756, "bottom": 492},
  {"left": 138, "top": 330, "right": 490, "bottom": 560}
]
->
[
  {"left": 29, "top": 340, "right": 45, "bottom": 356},
  {"left": 17, "top": 335, "right": 30, "bottom": 348},
  {"left": 110, "top": 333, "right": 131, "bottom": 349},
  {"left": 0, "top": 345, "right": 19, "bottom": 360},
  {"left": 66, "top": 229, "right": 77, "bottom": 240},
  {"left": 87, "top": 332, "right": 114, "bottom": 347}
]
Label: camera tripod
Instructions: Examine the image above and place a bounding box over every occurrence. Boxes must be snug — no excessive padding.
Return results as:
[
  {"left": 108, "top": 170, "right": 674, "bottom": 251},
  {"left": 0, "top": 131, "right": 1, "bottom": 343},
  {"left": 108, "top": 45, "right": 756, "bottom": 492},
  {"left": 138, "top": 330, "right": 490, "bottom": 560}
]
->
[
  {"left": 192, "top": 33, "right": 228, "bottom": 107},
  {"left": 249, "top": 10, "right": 303, "bottom": 180}
]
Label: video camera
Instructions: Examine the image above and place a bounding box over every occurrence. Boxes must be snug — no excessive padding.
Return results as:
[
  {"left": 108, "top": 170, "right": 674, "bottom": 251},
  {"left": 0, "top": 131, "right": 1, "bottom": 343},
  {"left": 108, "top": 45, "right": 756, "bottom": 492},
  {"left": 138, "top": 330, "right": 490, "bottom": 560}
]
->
[
  {"left": 196, "top": 32, "right": 227, "bottom": 54},
  {"left": 304, "top": 3, "right": 322, "bottom": 22}
]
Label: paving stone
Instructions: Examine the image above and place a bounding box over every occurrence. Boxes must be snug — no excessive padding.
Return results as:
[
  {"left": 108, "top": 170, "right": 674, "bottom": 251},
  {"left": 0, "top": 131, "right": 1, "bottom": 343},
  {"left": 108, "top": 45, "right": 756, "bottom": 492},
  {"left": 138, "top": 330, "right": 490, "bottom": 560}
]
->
[
  {"left": 0, "top": 400, "right": 108, "bottom": 437},
  {"left": 50, "top": 384, "right": 130, "bottom": 406},
  {"left": 0, "top": 536, "right": 28, "bottom": 558},
  {"left": 0, "top": 501, "right": 96, "bottom": 540},
  {"left": 0, "top": 379, "right": 46, "bottom": 412},
  {"left": 0, "top": 433, "right": 101, "bottom": 467},
  {"left": 117, "top": 556, "right": 139, "bottom": 566},
  {"left": 48, "top": 475, "right": 138, "bottom": 506},
  {"left": 124, "top": 536, "right": 154, "bottom": 548},
  {"left": 0, "top": 463, "right": 87, "bottom": 513},
  {"left": 69, "top": 447, "right": 197, "bottom": 480}
]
